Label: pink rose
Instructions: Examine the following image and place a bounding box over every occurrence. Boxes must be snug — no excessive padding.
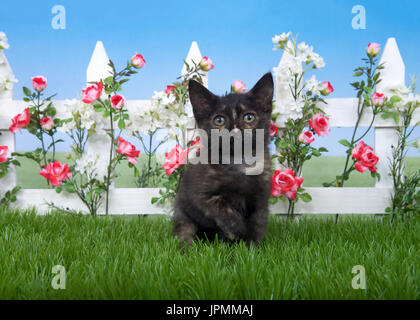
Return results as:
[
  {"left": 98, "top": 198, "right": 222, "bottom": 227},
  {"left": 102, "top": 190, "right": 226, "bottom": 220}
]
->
[
  {"left": 189, "top": 137, "right": 201, "bottom": 155},
  {"left": 352, "top": 141, "right": 379, "bottom": 173},
  {"left": 298, "top": 131, "right": 315, "bottom": 144},
  {"left": 232, "top": 80, "right": 246, "bottom": 93},
  {"left": 190, "top": 137, "right": 200, "bottom": 147},
  {"left": 110, "top": 94, "right": 125, "bottom": 110},
  {"left": 309, "top": 113, "right": 330, "bottom": 136},
  {"left": 371, "top": 92, "right": 386, "bottom": 107},
  {"left": 320, "top": 81, "right": 334, "bottom": 96},
  {"left": 165, "top": 85, "right": 176, "bottom": 95},
  {"left": 131, "top": 53, "right": 146, "bottom": 69},
  {"left": 271, "top": 168, "right": 303, "bottom": 200},
  {"left": 199, "top": 56, "right": 214, "bottom": 71},
  {"left": 39, "top": 160, "right": 72, "bottom": 186},
  {"left": 162, "top": 145, "right": 189, "bottom": 175},
  {"left": 82, "top": 82, "right": 103, "bottom": 104},
  {"left": 367, "top": 43, "right": 380, "bottom": 58},
  {"left": 40, "top": 117, "right": 54, "bottom": 131},
  {"left": 0, "top": 146, "right": 8, "bottom": 163},
  {"left": 116, "top": 137, "right": 140, "bottom": 164},
  {"left": 270, "top": 120, "right": 278, "bottom": 137},
  {"left": 9, "top": 108, "right": 31, "bottom": 133},
  {"left": 32, "top": 76, "right": 47, "bottom": 92}
]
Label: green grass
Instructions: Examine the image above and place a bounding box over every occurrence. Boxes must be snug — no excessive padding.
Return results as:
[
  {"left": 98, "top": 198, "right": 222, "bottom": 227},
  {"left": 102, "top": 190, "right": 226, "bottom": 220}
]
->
[
  {"left": 15, "top": 153, "right": 420, "bottom": 188},
  {"left": 0, "top": 209, "right": 419, "bottom": 299},
  {"left": 5, "top": 154, "right": 420, "bottom": 299}
]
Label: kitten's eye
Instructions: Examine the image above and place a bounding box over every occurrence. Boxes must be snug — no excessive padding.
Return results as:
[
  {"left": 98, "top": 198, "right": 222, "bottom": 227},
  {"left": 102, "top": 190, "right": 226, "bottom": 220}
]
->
[
  {"left": 214, "top": 115, "right": 225, "bottom": 126},
  {"left": 243, "top": 113, "right": 255, "bottom": 123}
]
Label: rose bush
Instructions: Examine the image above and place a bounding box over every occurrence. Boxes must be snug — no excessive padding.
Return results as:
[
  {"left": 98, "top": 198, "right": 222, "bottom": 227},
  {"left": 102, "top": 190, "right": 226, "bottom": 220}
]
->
[
  {"left": 326, "top": 42, "right": 385, "bottom": 188},
  {"left": 270, "top": 31, "right": 331, "bottom": 216}
]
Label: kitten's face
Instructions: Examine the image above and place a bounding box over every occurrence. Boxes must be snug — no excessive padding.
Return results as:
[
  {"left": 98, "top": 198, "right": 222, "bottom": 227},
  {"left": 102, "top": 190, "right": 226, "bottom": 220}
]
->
[{"left": 189, "top": 73, "right": 274, "bottom": 139}]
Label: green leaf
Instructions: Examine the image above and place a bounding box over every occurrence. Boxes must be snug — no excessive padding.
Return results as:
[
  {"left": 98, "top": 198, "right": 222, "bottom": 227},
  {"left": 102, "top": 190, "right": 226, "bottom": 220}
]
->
[
  {"left": 114, "top": 83, "right": 122, "bottom": 92},
  {"left": 23, "top": 87, "right": 32, "bottom": 96},
  {"left": 381, "top": 113, "right": 390, "bottom": 120},
  {"left": 364, "top": 87, "right": 373, "bottom": 94},
  {"left": 269, "top": 197, "right": 278, "bottom": 205},
  {"left": 118, "top": 119, "right": 125, "bottom": 130},
  {"left": 300, "top": 192, "right": 312, "bottom": 203},
  {"left": 46, "top": 105, "right": 56, "bottom": 117},
  {"left": 390, "top": 95, "right": 402, "bottom": 103},
  {"left": 104, "top": 76, "right": 114, "bottom": 86},
  {"left": 353, "top": 71, "right": 363, "bottom": 77},
  {"left": 151, "top": 197, "right": 159, "bottom": 204},
  {"left": 93, "top": 103, "right": 104, "bottom": 112},
  {"left": 11, "top": 160, "right": 20, "bottom": 166},
  {"left": 338, "top": 139, "right": 352, "bottom": 147},
  {"left": 64, "top": 184, "right": 75, "bottom": 193},
  {"left": 86, "top": 191, "right": 93, "bottom": 203}
]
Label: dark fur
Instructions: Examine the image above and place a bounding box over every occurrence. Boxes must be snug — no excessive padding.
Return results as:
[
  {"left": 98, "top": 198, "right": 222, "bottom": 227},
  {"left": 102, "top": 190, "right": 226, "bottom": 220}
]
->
[{"left": 173, "top": 73, "right": 274, "bottom": 247}]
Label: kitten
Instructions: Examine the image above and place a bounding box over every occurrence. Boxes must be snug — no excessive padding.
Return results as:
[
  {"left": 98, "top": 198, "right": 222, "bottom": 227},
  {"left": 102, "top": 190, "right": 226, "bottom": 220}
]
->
[{"left": 173, "top": 73, "right": 273, "bottom": 247}]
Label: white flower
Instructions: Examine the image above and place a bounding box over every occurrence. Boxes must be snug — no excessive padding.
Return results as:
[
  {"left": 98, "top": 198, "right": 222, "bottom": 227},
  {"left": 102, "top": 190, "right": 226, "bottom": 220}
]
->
[
  {"left": 59, "top": 98, "right": 107, "bottom": 135},
  {"left": 272, "top": 32, "right": 291, "bottom": 51},
  {"left": 274, "top": 98, "right": 305, "bottom": 124},
  {"left": 390, "top": 84, "right": 420, "bottom": 112},
  {"left": 310, "top": 52, "right": 325, "bottom": 69},
  {"left": 304, "top": 75, "right": 322, "bottom": 96},
  {"left": 272, "top": 32, "right": 290, "bottom": 43},
  {"left": 57, "top": 119, "right": 76, "bottom": 133},
  {"left": 0, "top": 73, "right": 17, "bottom": 91},
  {"left": 0, "top": 32, "right": 10, "bottom": 50},
  {"left": 297, "top": 42, "right": 314, "bottom": 61},
  {"left": 284, "top": 40, "right": 295, "bottom": 55},
  {"left": 75, "top": 152, "right": 108, "bottom": 183}
]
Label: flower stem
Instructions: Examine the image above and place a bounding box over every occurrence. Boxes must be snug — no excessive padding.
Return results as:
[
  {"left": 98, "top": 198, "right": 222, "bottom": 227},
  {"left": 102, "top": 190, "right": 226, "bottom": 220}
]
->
[{"left": 105, "top": 108, "right": 114, "bottom": 216}]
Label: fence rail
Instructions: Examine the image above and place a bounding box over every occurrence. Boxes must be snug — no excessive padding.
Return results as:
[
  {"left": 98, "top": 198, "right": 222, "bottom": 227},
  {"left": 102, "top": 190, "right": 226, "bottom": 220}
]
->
[{"left": 0, "top": 37, "right": 419, "bottom": 214}]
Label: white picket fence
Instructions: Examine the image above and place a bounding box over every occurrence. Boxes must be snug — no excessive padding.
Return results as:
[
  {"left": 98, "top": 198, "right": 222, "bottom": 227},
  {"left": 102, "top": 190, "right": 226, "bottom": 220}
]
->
[{"left": 0, "top": 38, "right": 419, "bottom": 215}]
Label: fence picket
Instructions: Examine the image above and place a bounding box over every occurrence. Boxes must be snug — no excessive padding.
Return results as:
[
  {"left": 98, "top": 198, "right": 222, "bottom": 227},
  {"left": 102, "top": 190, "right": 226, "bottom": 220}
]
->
[
  {"left": 374, "top": 38, "right": 405, "bottom": 187},
  {"left": 0, "top": 49, "right": 17, "bottom": 196},
  {"left": 182, "top": 41, "right": 205, "bottom": 144},
  {"left": 85, "top": 41, "right": 113, "bottom": 193}
]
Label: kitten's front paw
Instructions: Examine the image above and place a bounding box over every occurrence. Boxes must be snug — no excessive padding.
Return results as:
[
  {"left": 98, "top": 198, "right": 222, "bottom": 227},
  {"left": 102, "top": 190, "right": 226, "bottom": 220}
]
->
[{"left": 223, "top": 216, "right": 247, "bottom": 240}]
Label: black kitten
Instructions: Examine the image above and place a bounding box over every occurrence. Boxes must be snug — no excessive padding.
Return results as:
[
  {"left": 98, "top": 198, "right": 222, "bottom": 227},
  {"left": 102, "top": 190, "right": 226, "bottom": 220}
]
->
[{"left": 173, "top": 73, "right": 273, "bottom": 247}]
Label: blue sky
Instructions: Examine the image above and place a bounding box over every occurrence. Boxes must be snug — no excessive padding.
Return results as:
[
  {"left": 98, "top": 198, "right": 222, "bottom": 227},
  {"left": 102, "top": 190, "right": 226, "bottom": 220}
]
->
[{"left": 1, "top": 0, "right": 419, "bottom": 155}]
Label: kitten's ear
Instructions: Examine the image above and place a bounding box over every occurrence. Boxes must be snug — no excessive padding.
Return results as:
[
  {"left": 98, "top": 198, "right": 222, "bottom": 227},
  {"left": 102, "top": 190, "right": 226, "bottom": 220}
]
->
[
  {"left": 188, "top": 80, "right": 218, "bottom": 119},
  {"left": 247, "top": 72, "right": 274, "bottom": 112}
]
